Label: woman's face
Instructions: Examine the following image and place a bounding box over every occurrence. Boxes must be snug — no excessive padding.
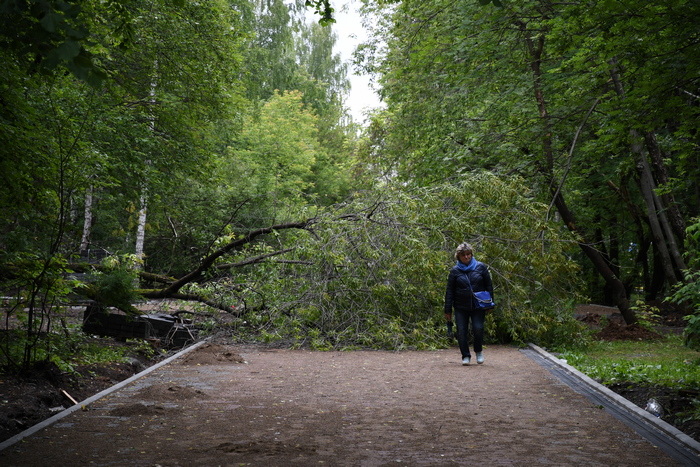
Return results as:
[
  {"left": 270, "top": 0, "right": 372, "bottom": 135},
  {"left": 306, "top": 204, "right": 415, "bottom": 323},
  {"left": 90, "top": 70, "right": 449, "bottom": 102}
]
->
[{"left": 459, "top": 251, "right": 472, "bottom": 263}]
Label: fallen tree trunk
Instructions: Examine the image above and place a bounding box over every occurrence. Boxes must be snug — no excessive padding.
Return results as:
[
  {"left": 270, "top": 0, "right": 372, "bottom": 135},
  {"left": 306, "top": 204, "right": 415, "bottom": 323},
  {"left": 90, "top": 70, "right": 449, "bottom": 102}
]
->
[{"left": 68, "top": 219, "right": 315, "bottom": 315}]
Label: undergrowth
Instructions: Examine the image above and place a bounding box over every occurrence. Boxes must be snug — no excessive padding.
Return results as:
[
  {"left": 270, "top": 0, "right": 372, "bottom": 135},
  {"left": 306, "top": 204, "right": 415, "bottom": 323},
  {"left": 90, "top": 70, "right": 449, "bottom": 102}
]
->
[
  {"left": 559, "top": 335, "right": 700, "bottom": 388},
  {"left": 0, "top": 326, "right": 162, "bottom": 375},
  {"left": 559, "top": 335, "right": 700, "bottom": 424}
]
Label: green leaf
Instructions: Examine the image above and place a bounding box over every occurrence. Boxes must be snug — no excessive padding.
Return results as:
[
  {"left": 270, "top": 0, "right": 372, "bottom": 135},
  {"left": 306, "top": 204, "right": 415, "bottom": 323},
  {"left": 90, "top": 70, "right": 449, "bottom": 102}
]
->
[
  {"left": 55, "top": 40, "right": 82, "bottom": 60},
  {"left": 40, "top": 12, "right": 63, "bottom": 33}
]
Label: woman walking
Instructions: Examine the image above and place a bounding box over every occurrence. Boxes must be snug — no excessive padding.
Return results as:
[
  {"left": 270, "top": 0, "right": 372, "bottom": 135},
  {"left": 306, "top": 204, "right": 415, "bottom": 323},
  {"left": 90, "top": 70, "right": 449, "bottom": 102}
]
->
[{"left": 444, "top": 243, "right": 494, "bottom": 365}]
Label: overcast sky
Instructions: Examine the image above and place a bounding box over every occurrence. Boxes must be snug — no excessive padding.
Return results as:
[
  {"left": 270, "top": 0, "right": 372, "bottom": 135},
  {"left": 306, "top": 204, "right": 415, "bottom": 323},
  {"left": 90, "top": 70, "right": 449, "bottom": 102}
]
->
[{"left": 331, "top": 1, "right": 383, "bottom": 124}]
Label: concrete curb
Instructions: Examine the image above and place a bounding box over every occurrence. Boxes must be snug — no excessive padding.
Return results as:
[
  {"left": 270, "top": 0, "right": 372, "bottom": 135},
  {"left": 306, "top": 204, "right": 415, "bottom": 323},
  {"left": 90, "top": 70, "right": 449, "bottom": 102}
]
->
[
  {"left": 527, "top": 343, "right": 700, "bottom": 456},
  {"left": 0, "top": 339, "right": 207, "bottom": 452}
]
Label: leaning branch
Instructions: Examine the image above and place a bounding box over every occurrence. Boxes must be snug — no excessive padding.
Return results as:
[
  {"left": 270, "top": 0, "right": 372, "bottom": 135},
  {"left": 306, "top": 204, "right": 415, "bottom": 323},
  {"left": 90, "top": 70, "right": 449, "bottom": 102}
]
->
[
  {"left": 215, "top": 248, "right": 296, "bottom": 270},
  {"left": 162, "top": 219, "right": 315, "bottom": 295},
  {"left": 138, "top": 291, "right": 241, "bottom": 314},
  {"left": 66, "top": 219, "right": 315, "bottom": 313}
]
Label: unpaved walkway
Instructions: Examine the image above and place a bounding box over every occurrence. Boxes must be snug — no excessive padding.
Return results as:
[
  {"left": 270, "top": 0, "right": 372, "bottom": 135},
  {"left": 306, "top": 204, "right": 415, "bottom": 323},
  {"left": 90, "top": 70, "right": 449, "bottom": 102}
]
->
[{"left": 0, "top": 344, "right": 695, "bottom": 466}]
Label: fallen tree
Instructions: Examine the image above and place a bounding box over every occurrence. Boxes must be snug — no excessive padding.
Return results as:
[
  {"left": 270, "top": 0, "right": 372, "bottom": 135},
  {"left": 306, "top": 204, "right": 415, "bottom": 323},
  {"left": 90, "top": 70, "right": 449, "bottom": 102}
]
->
[{"left": 66, "top": 219, "right": 317, "bottom": 315}]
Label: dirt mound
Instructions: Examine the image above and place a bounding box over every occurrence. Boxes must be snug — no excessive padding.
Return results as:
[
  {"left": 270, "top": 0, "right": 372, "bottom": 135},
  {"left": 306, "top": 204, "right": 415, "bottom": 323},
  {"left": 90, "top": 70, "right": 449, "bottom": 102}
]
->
[
  {"left": 575, "top": 303, "right": 681, "bottom": 341},
  {"left": 109, "top": 403, "right": 168, "bottom": 417},
  {"left": 595, "top": 322, "right": 664, "bottom": 341},
  {"left": 177, "top": 343, "right": 246, "bottom": 366},
  {"left": 134, "top": 384, "right": 208, "bottom": 401}
]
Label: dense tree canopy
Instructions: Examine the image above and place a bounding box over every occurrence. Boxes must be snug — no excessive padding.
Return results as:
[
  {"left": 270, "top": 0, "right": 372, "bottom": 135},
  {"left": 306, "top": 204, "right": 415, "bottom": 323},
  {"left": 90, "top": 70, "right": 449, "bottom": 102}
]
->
[
  {"left": 0, "top": 0, "right": 358, "bottom": 368},
  {"left": 357, "top": 0, "right": 700, "bottom": 323},
  {"left": 4, "top": 0, "right": 700, "bottom": 371}
]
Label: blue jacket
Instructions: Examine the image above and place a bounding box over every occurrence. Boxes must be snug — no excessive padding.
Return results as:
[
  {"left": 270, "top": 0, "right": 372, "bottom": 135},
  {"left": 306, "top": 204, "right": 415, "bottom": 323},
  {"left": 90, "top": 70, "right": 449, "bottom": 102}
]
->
[{"left": 444, "top": 261, "right": 493, "bottom": 313}]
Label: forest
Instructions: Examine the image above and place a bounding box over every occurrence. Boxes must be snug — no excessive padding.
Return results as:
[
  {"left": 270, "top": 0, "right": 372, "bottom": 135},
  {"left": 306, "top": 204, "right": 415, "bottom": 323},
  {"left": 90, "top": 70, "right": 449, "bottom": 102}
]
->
[{"left": 2, "top": 0, "right": 700, "bottom": 372}]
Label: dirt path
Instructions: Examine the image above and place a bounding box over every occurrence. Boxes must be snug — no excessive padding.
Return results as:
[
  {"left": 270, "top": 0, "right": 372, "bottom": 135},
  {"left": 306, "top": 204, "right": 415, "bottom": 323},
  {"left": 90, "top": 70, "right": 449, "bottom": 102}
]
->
[{"left": 0, "top": 344, "right": 689, "bottom": 466}]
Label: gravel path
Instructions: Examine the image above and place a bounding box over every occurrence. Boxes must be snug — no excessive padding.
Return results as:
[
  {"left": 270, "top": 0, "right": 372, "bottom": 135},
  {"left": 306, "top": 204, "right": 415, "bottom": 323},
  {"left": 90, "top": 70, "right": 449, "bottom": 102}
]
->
[{"left": 0, "top": 344, "right": 693, "bottom": 466}]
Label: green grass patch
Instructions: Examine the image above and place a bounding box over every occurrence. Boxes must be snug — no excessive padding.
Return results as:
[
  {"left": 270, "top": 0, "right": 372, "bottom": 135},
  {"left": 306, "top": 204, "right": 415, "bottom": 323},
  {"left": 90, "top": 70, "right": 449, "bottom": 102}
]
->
[{"left": 560, "top": 334, "right": 700, "bottom": 389}]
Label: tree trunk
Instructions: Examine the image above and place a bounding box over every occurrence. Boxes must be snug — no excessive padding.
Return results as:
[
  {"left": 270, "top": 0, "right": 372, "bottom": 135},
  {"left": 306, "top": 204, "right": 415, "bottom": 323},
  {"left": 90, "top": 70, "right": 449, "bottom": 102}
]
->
[
  {"left": 68, "top": 219, "right": 315, "bottom": 314},
  {"left": 644, "top": 131, "right": 686, "bottom": 241},
  {"left": 648, "top": 246, "right": 666, "bottom": 301},
  {"left": 80, "top": 185, "right": 93, "bottom": 252},
  {"left": 634, "top": 138, "right": 686, "bottom": 282},
  {"left": 641, "top": 137, "right": 687, "bottom": 276},
  {"left": 609, "top": 59, "right": 685, "bottom": 293},
  {"left": 135, "top": 191, "right": 147, "bottom": 269},
  {"left": 607, "top": 177, "right": 652, "bottom": 300},
  {"left": 652, "top": 182, "right": 687, "bottom": 275},
  {"left": 633, "top": 133, "right": 680, "bottom": 286},
  {"left": 551, "top": 191, "right": 636, "bottom": 323},
  {"left": 157, "top": 220, "right": 312, "bottom": 296},
  {"left": 518, "top": 21, "right": 636, "bottom": 323}
]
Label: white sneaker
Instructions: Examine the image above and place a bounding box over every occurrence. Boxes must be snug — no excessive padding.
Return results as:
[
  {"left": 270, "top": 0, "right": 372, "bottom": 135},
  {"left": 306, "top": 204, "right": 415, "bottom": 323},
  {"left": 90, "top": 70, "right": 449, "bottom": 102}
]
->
[
  {"left": 476, "top": 352, "right": 484, "bottom": 364},
  {"left": 462, "top": 356, "right": 471, "bottom": 366}
]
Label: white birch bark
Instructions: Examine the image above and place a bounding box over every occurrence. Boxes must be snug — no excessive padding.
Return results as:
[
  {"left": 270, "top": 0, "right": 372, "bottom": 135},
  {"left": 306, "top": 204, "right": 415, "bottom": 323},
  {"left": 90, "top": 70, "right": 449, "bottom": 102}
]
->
[
  {"left": 135, "top": 60, "right": 157, "bottom": 270},
  {"left": 80, "top": 185, "right": 93, "bottom": 252},
  {"left": 135, "top": 191, "right": 147, "bottom": 269}
]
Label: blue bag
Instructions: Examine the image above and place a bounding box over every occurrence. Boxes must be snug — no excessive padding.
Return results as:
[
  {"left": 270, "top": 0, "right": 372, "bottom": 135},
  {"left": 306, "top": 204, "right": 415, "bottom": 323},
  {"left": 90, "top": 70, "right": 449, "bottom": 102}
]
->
[
  {"left": 465, "top": 273, "right": 495, "bottom": 309},
  {"left": 473, "top": 290, "right": 495, "bottom": 309}
]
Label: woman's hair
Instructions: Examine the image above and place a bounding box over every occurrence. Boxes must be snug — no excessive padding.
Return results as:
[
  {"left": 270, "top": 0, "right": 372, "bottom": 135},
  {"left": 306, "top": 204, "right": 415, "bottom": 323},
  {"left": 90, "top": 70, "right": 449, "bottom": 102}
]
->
[{"left": 454, "top": 242, "right": 473, "bottom": 260}]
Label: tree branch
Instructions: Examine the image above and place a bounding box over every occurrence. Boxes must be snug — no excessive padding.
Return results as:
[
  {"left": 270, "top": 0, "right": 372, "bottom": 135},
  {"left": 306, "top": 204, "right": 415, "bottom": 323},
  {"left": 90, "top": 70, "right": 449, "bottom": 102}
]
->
[
  {"left": 215, "top": 248, "right": 297, "bottom": 269},
  {"left": 162, "top": 219, "right": 315, "bottom": 295},
  {"left": 139, "top": 291, "right": 241, "bottom": 314},
  {"left": 546, "top": 97, "right": 600, "bottom": 221}
]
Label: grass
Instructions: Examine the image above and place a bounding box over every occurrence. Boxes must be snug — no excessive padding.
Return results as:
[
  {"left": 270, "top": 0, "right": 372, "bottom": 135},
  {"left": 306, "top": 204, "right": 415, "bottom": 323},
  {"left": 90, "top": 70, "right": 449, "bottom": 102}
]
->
[{"left": 559, "top": 334, "right": 700, "bottom": 389}]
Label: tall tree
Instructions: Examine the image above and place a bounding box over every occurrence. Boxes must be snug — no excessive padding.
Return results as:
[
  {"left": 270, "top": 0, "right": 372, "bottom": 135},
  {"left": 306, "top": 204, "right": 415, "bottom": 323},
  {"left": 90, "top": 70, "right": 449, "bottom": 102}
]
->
[
  {"left": 226, "top": 91, "right": 323, "bottom": 213},
  {"left": 0, "top": 0, "right": 250, "bottom": 319},
  {"left": 83, "top": 0, "right": 249, "bottom": 260}
]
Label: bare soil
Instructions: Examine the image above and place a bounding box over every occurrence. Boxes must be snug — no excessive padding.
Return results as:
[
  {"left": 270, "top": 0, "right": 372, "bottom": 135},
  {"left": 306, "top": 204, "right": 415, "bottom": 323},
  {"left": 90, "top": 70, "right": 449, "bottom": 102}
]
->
[
  {"left": 0, "top": 338, "right": 157, "bottom": 442},
  {"left": 0, "top": 304, "right": 697, "bottom": 465}
]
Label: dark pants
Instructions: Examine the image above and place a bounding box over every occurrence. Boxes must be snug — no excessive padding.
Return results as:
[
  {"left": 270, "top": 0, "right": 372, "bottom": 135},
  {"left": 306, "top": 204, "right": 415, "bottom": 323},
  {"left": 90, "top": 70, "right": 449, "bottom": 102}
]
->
[{"left": 455, "top": 308, "right": 486, "bottom": 358}]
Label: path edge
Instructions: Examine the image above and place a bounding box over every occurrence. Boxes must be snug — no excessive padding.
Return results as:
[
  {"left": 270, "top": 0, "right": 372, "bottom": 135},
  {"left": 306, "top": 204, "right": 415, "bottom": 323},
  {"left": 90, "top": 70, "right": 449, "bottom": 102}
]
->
[
  {"left": 0, "top": 339, "right": 207, "bottom": 452},
  {"left": 528, "top": 342, "right": 700, "bottom": 455}
]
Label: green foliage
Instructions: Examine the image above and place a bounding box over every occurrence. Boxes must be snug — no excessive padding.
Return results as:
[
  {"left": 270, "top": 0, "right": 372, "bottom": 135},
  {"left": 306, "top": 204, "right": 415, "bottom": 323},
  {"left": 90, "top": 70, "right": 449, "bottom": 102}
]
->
[
  {"left": 89, "top": 255, "right": 143, "bottom": 312},
  {"left": 232, "top": 173, "right": 587, "bottom": 350},
  {"left": 669, "top": 218, "right": 700, "bottom": 350},
  {"left": 0, "top": 325, "right": 158, "bottom": 375},
  {"left": 0, "top": 252, "right": 154, "bottom": 373},
  {"left": 0, "top": 252, "right": 80, "bottom": 370},
  {"left": 244, "top": 0, "right": 348, "bottom": 108},
  {"left": 560, "top": 335, "right": 700, "bottom": 389},
  {"left": 1, "top": 0, "right": 629, "bottom": 360},
  {"left": 0, "top": 250, "right": 143, "bottom": 371},
  {"left": 225, "top": 91, "right": 324, "bottom": 205},
  {"left": 0, "top": 0, "right": 112, "bottom": 85},
  {"left": 359, "top": 0, "right": 700, "bottom": 307},
  {"left": 629, "top": 300, "right": 662, "bottom": 332},
  {"left": 47, "top": 334, "right": 129, "bottom": 374},
  {"left": 305, "top": 0, "right": 335, "bottom": 25}
]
